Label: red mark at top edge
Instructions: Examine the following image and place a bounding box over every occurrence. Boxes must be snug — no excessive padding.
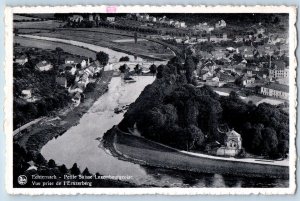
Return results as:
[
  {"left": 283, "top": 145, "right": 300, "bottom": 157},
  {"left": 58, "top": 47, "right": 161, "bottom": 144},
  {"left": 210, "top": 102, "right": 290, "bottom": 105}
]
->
[{"left": 106, "top": 6, "right": 117, "bottom": 13}]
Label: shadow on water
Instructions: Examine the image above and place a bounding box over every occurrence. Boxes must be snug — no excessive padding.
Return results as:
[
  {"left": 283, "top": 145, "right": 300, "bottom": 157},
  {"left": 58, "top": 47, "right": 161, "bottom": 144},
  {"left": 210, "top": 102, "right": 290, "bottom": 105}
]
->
[
  {"left": 239, "top": 176, "right": 289, "bottom": 188},
  {"left": 140, "top": 165, "right": 289, "bottom": 188},
  {"left": 141, "top": 165, "right": 215, "bottom": 187}
]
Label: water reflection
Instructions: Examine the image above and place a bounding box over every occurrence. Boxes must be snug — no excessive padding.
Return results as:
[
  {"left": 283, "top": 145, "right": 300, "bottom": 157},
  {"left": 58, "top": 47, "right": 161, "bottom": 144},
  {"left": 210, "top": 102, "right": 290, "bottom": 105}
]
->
[{"left": 140, "top": 166, "right": 288, "bottom": 188}]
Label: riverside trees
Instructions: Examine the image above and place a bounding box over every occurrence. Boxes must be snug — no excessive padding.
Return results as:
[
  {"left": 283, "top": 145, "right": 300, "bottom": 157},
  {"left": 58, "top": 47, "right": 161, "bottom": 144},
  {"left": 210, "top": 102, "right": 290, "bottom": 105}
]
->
[
  {"left": 96, "top": 51, "right": 109, "bottom": 66},
  {"left": 119, "top": 56, "right": 289, "bottom": 159}
]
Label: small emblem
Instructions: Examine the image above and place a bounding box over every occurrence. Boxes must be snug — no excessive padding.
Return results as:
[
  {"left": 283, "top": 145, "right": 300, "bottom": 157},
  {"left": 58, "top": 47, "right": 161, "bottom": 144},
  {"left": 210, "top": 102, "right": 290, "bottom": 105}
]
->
[{"left": 18, "top": 175, "right": 27, "bottom": 185}]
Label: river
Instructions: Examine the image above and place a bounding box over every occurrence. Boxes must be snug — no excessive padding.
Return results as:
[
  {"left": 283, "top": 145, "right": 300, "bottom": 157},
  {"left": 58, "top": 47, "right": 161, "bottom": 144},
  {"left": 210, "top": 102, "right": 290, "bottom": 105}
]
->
[
  {"left": 19, "top": 34, "right": 143, "bottom": 63},
  {"left": 37, "top": 35, "right": 288, "bottom": 188},
  {"left": 41, "top": 76, "right": 288, "bottom": 188}
]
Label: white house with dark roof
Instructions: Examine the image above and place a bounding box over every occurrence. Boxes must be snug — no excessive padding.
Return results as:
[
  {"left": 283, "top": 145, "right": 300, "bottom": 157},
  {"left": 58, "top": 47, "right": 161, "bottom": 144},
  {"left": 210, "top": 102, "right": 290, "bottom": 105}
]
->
[
  {"left": 65, "top": 57, "right": 87, "bottom": 68},
  {"left": 95, "top": 14, "right": 101, "bottom": 21},
  {"left": 242, "top": 75, "right": 256, "bottom": 87},
  {"left": 36, "top": 60, "right": 53, "bottom": 71},
  {"left": 106, "top": 17, "right": 115, "bottom": 22},
  {"left": 69, "top": 15, "right": 83, "bottom": 22},
  {"left": 15, "top": 55, "right": 28, "bottom": 65},
  {"left": 21, "top": 89, "right": 39, "bottom": 102},
  {"left": 215, "top": 19, "right": 226, "bottom": 29},
  {"left": 88, "top": 14, "right": 94, "bottom": 21},
  {"left": 194, "top": 22, "right": 215, "bottom": 32},
  {"left": 71, "top": 92, "right": 81, "bottom": 107}
]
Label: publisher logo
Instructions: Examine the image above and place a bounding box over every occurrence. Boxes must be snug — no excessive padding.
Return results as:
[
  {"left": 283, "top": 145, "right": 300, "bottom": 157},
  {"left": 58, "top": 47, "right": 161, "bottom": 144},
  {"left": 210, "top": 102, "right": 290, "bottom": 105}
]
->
[{"left": 18, "top": 175, "right": 27, "bottom": 185}]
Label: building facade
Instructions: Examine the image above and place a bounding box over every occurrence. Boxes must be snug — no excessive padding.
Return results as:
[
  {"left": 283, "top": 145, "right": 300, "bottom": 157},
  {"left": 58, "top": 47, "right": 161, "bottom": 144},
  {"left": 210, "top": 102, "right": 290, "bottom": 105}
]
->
[
  {"left": 269, "top": 68, "right": 289, "bottom": 79},
  {"left": 260, "top": 83, "right": 289, "bottom": 100},
  {"left": 216, "top": 130, "right": 242, "bottom": 157}
]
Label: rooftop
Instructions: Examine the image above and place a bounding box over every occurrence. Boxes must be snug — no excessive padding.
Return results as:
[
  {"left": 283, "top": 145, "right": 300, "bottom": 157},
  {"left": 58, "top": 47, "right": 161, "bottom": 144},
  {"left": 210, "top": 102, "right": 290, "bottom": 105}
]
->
[
  {"left": 65, "top": 57, "right": 85, "bottom": 63},
  {"left": 36, "top": 60, "right": 51, "bottom": 68},
  {"left": 17, "top": 55, "right": 27, "bottom": 59},
  {"left": 226, "top": 130, "right": 241, "bottom": 138},
  {"left": 263, "top": 83, "right": 289, "bottom": 93},
  {"left": 273, "top": 61, "right": 286, "bottom": 69}
]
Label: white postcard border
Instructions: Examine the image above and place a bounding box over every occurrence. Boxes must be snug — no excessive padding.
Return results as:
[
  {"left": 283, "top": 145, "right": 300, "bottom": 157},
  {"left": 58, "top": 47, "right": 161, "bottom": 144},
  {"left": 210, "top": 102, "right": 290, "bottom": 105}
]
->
[{"left": 4, "top": 5, "right": 297, "bottom": 195}]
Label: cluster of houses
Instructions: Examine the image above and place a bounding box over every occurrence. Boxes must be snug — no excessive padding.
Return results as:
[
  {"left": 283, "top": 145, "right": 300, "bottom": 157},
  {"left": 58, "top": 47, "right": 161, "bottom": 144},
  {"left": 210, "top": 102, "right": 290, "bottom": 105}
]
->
[
  {"left": 14, "top": 54, "right": 104, "bottom": 107},
  {"left": 68, "top": 14, "right": 115, "bottom": 24},
  {"left": 159, "top": 21, "right": 287, "bottom": 46},
  {"left": 194, "top": 43, "right": 289, "bottom": 101},
  {"left": 58, "top": 57, "right": 103, "bottom": 106},
  {"left": 157, "top": 31, "right": 229, "bottom": 44},
  {"left": 193, "top": 19, "right": 226, "bottom": 32},
  {"left": 14, "top": 55, "right": 54, "bottom": 72},
  {"left": 133, "top": 14, "right": 187, "bottom": 28}
]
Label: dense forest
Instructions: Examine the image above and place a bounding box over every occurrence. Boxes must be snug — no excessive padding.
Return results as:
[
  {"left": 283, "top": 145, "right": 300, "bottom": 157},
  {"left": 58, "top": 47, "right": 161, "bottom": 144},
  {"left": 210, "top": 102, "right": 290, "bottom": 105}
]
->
[{"left": 119, "top": 56, "right": 289, "bottom": 159}]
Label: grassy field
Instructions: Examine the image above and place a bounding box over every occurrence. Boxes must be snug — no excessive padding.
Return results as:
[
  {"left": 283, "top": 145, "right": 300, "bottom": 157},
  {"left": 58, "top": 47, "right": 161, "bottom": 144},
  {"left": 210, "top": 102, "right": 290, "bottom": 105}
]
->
[
  {"left": 14, "top": 36, "right": 97, "bottom": 59},
  {"left": 14, "top": 20, "right": 65, "bottom": 29},
  {"left": 14, "top": 14, "right": 41, "bottom": 21},
  {"left": 24, "top": 29, "right": 174, "bottom": 60},
  {"left": 17, "top": 29, "right": 52, "bottom": 34}
]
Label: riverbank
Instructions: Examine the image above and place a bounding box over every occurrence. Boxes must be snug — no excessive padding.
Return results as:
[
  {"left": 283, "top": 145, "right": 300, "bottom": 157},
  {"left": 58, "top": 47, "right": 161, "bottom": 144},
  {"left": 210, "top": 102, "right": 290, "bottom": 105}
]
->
[
  {"left": 14, "top": 36, "right": 97, "bottom": 59},
  {"left": 14, "top": 74, "right": 159, "bottom": 188},
  {"left": 19, "top": 30, "right": 172, "bottom": 61},
  {"left": 102, "top": 126, "right": 289, "bottom": 179},
  {"left": 14, "top": 71, "right": 113, "bottom": 153}
]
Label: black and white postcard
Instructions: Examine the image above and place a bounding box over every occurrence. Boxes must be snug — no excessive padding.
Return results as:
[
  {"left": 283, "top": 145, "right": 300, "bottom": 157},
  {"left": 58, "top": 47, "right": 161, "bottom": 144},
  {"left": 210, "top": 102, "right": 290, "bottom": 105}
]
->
[{"left": 4, "top": 5, "right": 297, "bottom": 195}]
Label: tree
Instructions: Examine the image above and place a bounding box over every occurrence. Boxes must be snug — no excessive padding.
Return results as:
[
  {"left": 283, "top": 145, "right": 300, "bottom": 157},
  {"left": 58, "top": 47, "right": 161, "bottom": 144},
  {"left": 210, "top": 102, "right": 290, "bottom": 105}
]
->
[
  {"left": 96, "top": 51, "right": 109, "bottom": 66},
  {"left": 149, "top": 64, "right": 157, "bottom": 75},
  {"left": 184, "top": 57, "right": 196, "bottom": 83},
  {"left": 277, "top": 140, "right": 288, "bottom": 158},
  {"left": 134, "top": 64, "right": 142, "bottom": 74},
  {"left": 186, "top": 46, "right": 196, "bottom": 56},
  {"left": 55, "top": 47, "right": 64, "bottom": 65},
  {"left": 76, "top": 63, "right": 82, "bottom": 69},
  {"left": 35, "top": 153, "right": 47, "bottom": 165},
  {"left": 82, "top": 167, "right": 91, "bottom": 176},
  {"left": 273, "top": 16, "right": 280, "bottom": 24},
  {"left": 262, "top": 127, "right": 278, "bottom": 157},
  {"left": 48, "top": 159, "right": 56, "bottom": 168},
  {"left": 185, "top": 125, "right": 205, "bottom": 151},
  {"left": 249, "top": 124, "right": 264, "bottom": 154},
  {"left": 59, "top": 164, "right": 68, "bottom": 174},
  {"left": 229, "top": 91, "right": 240, "bottom": 101},
  {"left": 70, "top": 163, "right": 81, "bottom": 175},
  {"left": 232, "top": 53, "right": 243, "bottom": 63},
  {"left": 192, "top": 56, "right": 200, "bottom": 65},
  {"left": 119, "top": 56, "right": 130, "bottom": 62},
  {"left": 156, "top": 65, "right": 164, "bottom": 78},
  {"left": 195, "top": 42, "right": 214, "bottom": 54},
  {"left": 119, "top": 64, "right": 128, "bottom": 73}
]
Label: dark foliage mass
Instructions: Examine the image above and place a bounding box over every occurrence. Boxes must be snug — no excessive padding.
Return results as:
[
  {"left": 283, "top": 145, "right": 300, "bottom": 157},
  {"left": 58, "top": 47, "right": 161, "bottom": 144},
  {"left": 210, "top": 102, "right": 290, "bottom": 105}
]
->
[
  {"left": 96, "top": 51, "right": 109, "bottom": 66},
  {"left": 119, "top": 56, "right": 130, "bottom": 62},
  {"left": 119, "top": 56, "right": 289, "bottom": 159}
]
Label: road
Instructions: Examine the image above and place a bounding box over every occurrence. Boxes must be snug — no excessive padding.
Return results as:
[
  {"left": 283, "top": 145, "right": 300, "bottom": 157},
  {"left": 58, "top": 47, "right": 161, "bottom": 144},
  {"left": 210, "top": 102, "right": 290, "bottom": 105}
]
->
[{"left": 13, "top": 117, "right": 45, "bottom": 136}]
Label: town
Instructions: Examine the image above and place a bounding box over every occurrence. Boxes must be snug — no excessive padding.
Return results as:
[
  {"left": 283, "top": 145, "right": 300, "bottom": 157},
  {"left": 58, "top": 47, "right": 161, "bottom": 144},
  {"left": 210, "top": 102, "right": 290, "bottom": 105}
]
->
[{"left": 14, "top": 13, "right": 289, "bottom": 127}]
